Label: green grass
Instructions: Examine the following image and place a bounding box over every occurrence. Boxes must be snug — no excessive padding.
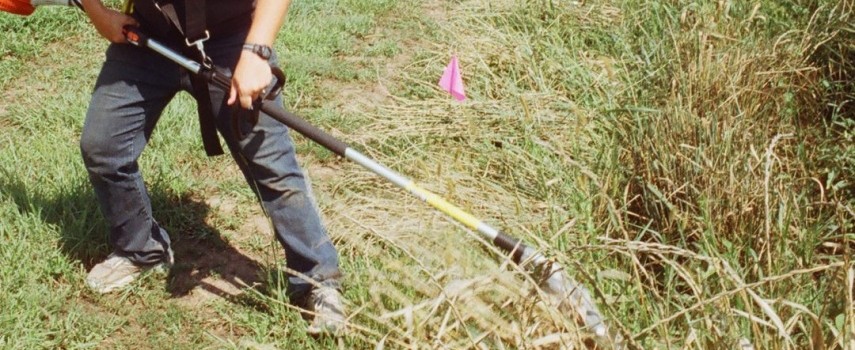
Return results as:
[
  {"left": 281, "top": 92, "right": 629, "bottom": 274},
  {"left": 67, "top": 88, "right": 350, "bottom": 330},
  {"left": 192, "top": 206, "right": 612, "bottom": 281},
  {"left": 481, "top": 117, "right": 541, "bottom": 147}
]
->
[{"left": 1, "top": 0, "right": 853, "bottom": 349}]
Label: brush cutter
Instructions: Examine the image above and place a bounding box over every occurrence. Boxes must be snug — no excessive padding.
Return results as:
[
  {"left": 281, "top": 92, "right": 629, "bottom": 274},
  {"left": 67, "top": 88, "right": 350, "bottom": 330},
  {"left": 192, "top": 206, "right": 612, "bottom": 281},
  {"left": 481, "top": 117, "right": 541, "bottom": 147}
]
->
[
  {"left": 0, "top": 0, "right": 80, "bottom": 16},
  {"left": 1, "top": 0, "right": 615, "bottom": 337},
  {"left": 120, "top": 26, "right": 612, "bottom": 341}
]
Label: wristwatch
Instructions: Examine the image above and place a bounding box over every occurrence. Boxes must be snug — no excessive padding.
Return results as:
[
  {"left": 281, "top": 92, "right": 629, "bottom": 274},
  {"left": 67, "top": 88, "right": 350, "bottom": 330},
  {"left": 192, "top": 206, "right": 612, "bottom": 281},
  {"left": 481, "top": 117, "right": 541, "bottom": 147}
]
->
[{"left": 242, "top": 43, "right": 273, "bottom": 60}]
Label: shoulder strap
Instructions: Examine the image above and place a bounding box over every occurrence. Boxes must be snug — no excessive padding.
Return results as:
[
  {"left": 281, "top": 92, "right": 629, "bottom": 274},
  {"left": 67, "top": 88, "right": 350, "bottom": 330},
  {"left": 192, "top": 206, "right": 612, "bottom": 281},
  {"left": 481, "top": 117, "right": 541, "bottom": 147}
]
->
[
  {"left": 189, "top": 73, "right": 225, "bottom": 157},
  {"left": 183, "top": 0, "right": 207, "bottom": 43},
  {"left": 155, "top": 0, "right": 208, "bottom": 44},
  {"left": 155, "top": 0, "right": 225, "bottom": 157}
]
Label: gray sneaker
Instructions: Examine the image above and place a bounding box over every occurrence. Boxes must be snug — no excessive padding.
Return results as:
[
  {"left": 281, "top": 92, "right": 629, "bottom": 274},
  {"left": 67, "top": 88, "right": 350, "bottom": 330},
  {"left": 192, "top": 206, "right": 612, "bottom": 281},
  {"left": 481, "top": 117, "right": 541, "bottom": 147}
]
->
[
  {"left": 306, "top": 286, "right": 346, "bottom": 336},
  {"left": 85, "top": 249, "right": 174, "bottom": 294}
]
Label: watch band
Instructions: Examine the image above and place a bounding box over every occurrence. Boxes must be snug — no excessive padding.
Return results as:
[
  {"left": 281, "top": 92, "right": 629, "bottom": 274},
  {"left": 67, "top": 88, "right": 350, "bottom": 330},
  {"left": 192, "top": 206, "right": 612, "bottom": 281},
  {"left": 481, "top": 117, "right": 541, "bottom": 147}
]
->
[{"left": 242, "top": 43, "right": 273, "bottom": 60}]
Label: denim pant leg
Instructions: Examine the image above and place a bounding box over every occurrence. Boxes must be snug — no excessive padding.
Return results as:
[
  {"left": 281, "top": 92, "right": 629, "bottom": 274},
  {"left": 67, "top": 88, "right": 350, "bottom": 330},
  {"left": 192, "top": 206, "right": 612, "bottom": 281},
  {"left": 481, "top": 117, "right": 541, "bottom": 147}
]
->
[
  {"left": 227, "top": 108, "right": 342, "bottom": 294},
  {"left": 201, "top": 33, "right": 342, "bottom": 294},
  {"left": 80, "top": 43, "right": 180, "bottom": 265}
]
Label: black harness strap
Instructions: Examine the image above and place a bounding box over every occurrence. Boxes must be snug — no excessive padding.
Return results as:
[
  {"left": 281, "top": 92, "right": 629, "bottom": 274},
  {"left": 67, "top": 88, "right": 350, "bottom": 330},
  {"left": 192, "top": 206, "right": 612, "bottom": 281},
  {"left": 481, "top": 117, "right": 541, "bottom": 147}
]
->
[
  {"left": 154, "top": 0, "right": 208, "bottom": 45},
  {"left": 183, "top": 0, "right": 207, "bottom": 44},
  {"left": 189, "top": 74, "right": 225, "bottom": 157},
  {"left": 155, "top": 0, "right": 224, "bottom": 156}
]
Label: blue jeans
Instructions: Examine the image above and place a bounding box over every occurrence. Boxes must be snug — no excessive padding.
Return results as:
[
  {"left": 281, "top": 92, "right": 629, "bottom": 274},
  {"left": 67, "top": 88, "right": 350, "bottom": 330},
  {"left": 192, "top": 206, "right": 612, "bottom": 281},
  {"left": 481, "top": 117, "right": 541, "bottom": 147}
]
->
[{"left": 80, "top": 29, "right": 341, "bottom": 293}]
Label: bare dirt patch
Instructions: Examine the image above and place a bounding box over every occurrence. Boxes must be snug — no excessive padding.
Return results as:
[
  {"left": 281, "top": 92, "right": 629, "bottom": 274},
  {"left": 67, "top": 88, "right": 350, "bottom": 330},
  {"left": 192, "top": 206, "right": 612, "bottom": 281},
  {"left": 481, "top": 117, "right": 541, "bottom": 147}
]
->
[
  {"left": 329, "top": 82, "right": 391, "bottom": 114},
  {"left": 305, "top": 162, "right": 341, "bottom": 183}
]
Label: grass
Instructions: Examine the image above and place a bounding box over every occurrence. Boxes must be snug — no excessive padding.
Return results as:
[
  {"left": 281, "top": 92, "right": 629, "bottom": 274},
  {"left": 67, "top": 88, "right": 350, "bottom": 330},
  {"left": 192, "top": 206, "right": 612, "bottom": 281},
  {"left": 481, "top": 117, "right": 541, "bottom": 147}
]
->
[{"left": 1, "top": 0, "right": 853, "bottom": 349}]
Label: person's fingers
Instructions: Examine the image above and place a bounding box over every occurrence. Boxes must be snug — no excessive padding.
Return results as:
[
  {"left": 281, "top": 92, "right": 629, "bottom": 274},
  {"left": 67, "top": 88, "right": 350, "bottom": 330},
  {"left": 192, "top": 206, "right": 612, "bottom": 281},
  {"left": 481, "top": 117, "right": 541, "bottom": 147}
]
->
[
  {"left": 229, "top": 81, "right": 260, "bottom": 109},
  {"left": 231, "top": 63, "right": 269, "bottom": 109},
  {"left": 239, "top": 94, "right": 254, "bottom": 109},
  {"left": 122, "top": 16, "right": 139, "bottom": 27},
  {"left": 109, "top": 13, "right": 137, "bottom": 43},
  {"left": 118, "top": 19, "right": 138, "bottom": 42},
  {"left": 228, "top": 85, "right": 238, "bottom": 106}
]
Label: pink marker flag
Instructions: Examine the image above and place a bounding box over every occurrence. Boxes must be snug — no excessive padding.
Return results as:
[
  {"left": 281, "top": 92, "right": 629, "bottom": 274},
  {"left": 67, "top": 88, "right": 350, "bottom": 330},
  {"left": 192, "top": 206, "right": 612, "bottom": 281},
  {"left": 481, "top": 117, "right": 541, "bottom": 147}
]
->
[{"left": 438, "top": 55, "right": 466, "bottom": 101}]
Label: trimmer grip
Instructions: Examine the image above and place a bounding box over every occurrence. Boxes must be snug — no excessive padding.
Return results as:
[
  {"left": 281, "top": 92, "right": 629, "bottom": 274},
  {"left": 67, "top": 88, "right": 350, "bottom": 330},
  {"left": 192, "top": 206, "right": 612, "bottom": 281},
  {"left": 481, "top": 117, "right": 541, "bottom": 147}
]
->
[
  {"left": 208, "top": 66, "right": 232, "bottom": 91},
  {"left": 266, "top": 66, "right": 286, "bottom": 100},
  {"left": 122, "top": 26, "right": 148, "bottom": 47},
  {"left": 208, "top": 65, "right": 285, "bottom": 101}
]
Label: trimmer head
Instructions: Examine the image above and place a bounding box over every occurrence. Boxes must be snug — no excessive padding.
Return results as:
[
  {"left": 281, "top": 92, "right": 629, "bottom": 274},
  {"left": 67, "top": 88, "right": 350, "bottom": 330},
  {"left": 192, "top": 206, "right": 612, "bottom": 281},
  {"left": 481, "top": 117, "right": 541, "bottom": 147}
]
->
[
  {"left": 541, "top": 264, "right": 606, "bottom": 335},
  {"left": 538, "top": 261, "right": 625, "bottom": 348}
]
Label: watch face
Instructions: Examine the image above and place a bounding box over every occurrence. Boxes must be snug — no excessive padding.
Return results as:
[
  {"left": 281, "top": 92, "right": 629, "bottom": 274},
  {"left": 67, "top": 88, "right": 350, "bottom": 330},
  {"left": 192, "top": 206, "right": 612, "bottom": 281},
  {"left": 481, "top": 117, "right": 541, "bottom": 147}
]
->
[{"left": 260, "top": 46, "right": 272, "bottom": 59}]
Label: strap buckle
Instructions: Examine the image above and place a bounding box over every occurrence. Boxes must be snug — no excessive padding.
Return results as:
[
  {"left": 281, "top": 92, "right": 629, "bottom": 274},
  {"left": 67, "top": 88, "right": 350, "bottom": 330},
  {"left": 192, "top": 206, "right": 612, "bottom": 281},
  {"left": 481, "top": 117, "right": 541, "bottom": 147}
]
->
[
  {"left": 185, "top": 30, "right": 212, "bottom": 66},
  {"left": 185, "top": 30, "right": 210, "bottom": 49}
]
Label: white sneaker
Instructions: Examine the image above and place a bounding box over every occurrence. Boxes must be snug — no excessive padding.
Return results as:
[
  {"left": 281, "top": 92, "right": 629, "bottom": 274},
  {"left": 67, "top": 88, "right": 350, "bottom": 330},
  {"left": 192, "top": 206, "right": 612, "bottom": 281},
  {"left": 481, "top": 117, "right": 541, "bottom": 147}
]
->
[
  {"left": 306, "top": 286, "right": 346, "bottom": 336},
  {"left": 85, "top": 249, "right": 173, "bottom": 294}
]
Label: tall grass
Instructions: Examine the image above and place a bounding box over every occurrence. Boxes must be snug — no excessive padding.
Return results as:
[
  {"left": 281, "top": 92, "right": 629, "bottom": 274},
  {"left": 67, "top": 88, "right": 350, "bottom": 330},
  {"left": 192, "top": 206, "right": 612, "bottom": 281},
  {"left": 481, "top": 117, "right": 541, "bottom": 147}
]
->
[
  {"left": 351, "top": 0, "right": 853, "bottom": 348},
  {"left": 451, "top": 0, "right": 851, "bottom": 348},
  {"left": 599, "top": 1, "right": 854, "bottom": 347}
]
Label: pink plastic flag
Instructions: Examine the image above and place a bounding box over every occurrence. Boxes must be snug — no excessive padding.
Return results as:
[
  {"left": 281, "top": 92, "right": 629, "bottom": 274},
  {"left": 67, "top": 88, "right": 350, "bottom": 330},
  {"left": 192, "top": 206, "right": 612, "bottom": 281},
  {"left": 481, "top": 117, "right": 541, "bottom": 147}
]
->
[{"left": 438, "top": 55, "right": 466, "bottom": 101}]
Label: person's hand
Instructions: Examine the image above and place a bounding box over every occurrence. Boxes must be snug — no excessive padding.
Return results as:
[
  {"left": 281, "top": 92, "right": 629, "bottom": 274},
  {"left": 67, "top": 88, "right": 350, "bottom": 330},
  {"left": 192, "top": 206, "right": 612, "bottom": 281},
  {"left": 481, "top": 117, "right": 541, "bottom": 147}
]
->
[
  {"left": 86, "top": 3, "right": 137, "bottom": 43},
  {"left": 228, "top": 51, "right": 272, "bottom": 109}
]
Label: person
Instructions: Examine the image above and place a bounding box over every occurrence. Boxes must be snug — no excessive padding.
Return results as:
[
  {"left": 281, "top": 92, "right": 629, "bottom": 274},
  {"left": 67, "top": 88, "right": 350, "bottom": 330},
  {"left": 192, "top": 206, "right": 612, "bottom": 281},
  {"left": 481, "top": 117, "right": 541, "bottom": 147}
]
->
[{"left": 78, "top": 0, "right": 346, "bottom": 335}]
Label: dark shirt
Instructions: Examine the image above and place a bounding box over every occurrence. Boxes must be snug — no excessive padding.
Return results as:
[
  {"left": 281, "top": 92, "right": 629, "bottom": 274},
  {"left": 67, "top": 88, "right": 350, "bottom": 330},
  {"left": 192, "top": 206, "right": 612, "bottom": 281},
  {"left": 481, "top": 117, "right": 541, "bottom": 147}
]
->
[{"left": 132, "top": 0, "right": 256, "bottom": 43}]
